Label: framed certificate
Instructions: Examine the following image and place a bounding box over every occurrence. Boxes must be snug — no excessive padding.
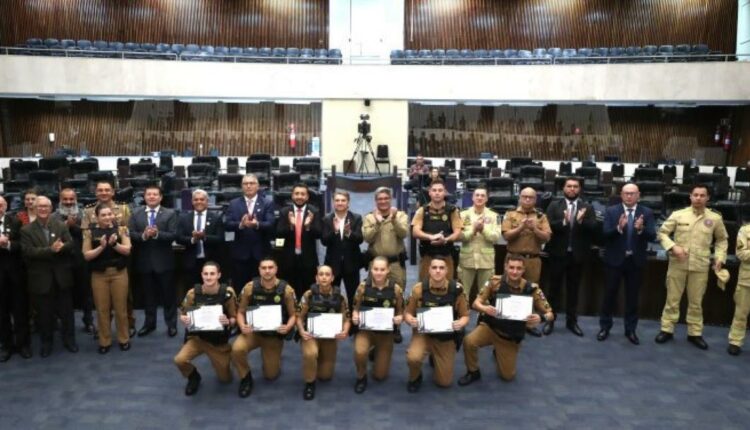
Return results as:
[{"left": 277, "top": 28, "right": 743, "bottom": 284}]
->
[
  {"left": 187, "top": 304, "right": 224, "bottom": 332},
  {"left": 246, "top": 305, "right": 282, "bottom": 332},
  {"left": 495, "top": 294, "right": 533, "bottom": 321},
  {"left": 417, "top": 306, "right": 454, "bottom": 334},
  {"left": 359, "top": 307, "right": 394, "bottom": 332},
  {"left": 308, "top": 313, "right": 343, "bottom": 338}
]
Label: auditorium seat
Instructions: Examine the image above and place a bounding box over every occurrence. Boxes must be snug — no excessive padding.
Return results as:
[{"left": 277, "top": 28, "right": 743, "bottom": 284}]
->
[
  {"left": 246, "top": 159, "right": 272, "bottom": 188},
  {"left": 217, "top": 173, "right": 244, "bottom": 203},
  {"left": 735, "top": 167, "right": 750, "bottom": 190},
  {"left": 187, "top": 163, "right": 216, "bottom": 188},
  {"left": 519, "top": 165, "right": 545, "bottom": 191},
  {"left": 662, "top": 165, "right": 677, "bottom": 185},
  {"left": 464, "top": 166, "right": 490, "bottom": 192},
  {"left": 29, "top": 170, "right": 60, "bottom": 197},
  {"left": 390, "top": 49, "right": 404, "bottom": 65},
  {"left": 445, "top": 49, "right": 460, "bottom": 64},
  {"left": 39, "top": 156, "right": 69, "bottom": 173},
  {"left": 485, "top": 177, "right": 516, "bottom": 214},
  {"left": 129, "top": 162, "right": 158, "bottom": 192},
  {"left": 296, "top": 162, "right": 321, "bottom": 188},
  {"left": 611, "top": 163, "right": 625, "bottom": 179},
  {"left": 691, "top": 44, "right": 710, "bottom": 61},
  {"left": 713, "top": 166, "right": 728, "bottom": 176},
  {"left": 576, "top": 166, "right": 603, "bottom": 197},
  {"left": 694, "top": 172, "right": 729, "bottom": 200},
  {"left": 272, "top": 172, "right": 301, "bottom": 207},
  {"left": 642, "top": 45, "right": 658, "bottom": 60},
  {"left": 633, "top": 167, "right": 663, "bottom": 182},
  {"left": 314, "top": 48, "right": 329, "bottom": 64},
  {"left": 432, "top": 49, "right": 446, "bottom": 63},
  {"left": 248, "top": 153, "right": 272, "bottom": 162},
  {"left": 192, "top": 156, "right": 220, "bottom": 172},
  {"left": 226, "top": 157, "right": 239, "bottom": 174},
  {"left": 637, "top": 180, "right": 665, "bottom": 215},
  {"left": 682, "top": 163, "right": 699, "bottom": 183}
]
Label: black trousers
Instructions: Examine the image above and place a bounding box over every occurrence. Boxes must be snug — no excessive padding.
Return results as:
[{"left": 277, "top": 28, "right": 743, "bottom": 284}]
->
[
  {"left": 283, "top": 254, "right": 317, "bottom": 298},
  {"left": 33, "top": 280, "right": 75, "bottom": 346},
  {"left": 72, "top": 254, "right": 94, "bottom": 325},
  {"left": 599, "top": 256, "right": 642, "bottom": 334},
  {"left": 231, "top": 257, "right": 260, "bottom": 293},
  {"left": 333, "top": 269, "right": 361, "bottom": 308},
  {"left": 140, "top": 270, "right": 177, "bottom": 329},
  {"left": 0, "top": 265, "right": 30, "bottom": 349},
  {"left": 547, "top": 252, "right": 582, "bottom": 322}
]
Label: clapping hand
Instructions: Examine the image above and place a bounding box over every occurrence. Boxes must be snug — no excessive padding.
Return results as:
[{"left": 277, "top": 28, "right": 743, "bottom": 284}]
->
[
  {"left": 633, "top": 215, "right": 644, "bottom": 232},
  {"left": 576, "top": 208, "right": 587, "bottom": 223},
  {"left": 108, "top": 233, "right": 118, "bottom": 246},
  {"left": 618, "top": 213, "right": 628, "bottom": 231}
]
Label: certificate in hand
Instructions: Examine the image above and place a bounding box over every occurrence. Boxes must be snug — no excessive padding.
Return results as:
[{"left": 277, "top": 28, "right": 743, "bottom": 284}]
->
[
  {"left": 188, "top": 304, "right": 224, "bottom": 331},
  {"left": 246, "top": 305, "right": 282, "bottom": 332},
  {"left": 496, "top": 294, "right": 533, "bottom": 321},
  {"left": 359, "top": 307, "right": 394, "bottom": 331},
  {"left": 417, "top": 306, "right": 454, "bottom": 334},
  {"left": 308, "top": 313, "right": 343, "bottom": 338}
]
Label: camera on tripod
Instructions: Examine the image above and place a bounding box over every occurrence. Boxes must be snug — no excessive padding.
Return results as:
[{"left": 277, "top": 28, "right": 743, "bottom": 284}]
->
[{"left": 357, "top": 114, "right": 372, "bottom": 142}]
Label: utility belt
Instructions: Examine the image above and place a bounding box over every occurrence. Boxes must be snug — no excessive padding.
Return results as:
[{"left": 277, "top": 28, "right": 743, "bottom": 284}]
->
[
  {"left": 509, "top": 252, "right": 540, "bottom": 259},
  {"left": 363, "top": 249, "right": 407, "bottom": 268}
]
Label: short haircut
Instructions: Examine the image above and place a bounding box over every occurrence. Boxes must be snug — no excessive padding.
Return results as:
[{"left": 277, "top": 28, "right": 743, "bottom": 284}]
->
[
  {"left": 429, "top": 255, "right": 448, "bottom": 265},
  {"left": 690, "top": 183, "right": 711, "bottom": 196},
  {"left": 506, "top": 254, "right": 527, "bottom": 265},
  {"left": 429, "top": 178, "right": 445, "bottom": 188},
  {"left": 144, "top": 184, "right": 163, "bottom": 195},
  {"left": 473, "top": 185, "right": 488, "bottom": 195},
  {"left": 258, "top": 257, "right": 278, "bottom": 267},
  {"left": 202, "top": 260, "right": 221, "bottom": 272},
  {"left": 292, "top": 182, "right": 309, "bottom": 194},
  {"left": 22, "top": 188, "right": 39, "bottom": 200},
  {"left": 192, "top": 189, "right": 209, "bottom": 199},
  {"left": 333, "top": 190, "right": 350, "bottom": 201},
  {"left": 94, "top": 203, "right": 113, "bottom": 216},
  {"left": 59, "top": 187, "right": 77, "bottom": 197},
  {"left": 564, "top": 176, "right": 583, "bottom": 188},
  {"left": 96, "top": 180, "right": 115, "bottom": 189},
  {"left": 242, "top": 174, "right": 258, "bottom": 183},
  {"left": 374, "top": 187, "right": 392, "bottom": 198}
]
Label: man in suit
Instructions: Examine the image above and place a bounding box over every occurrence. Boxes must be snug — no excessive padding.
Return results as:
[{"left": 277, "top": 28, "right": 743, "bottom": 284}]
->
[
  {"left": 176, "top": 189, "right": 225, "bottom": 290},
  {"left": 225, "top": 174, "right": 275, "bottom": 291},
  {"left": 598, "top": 183, "right": 656, "bottom": 345},
  {"left": 277, "top": 183, "right": 322, "bottom": 297},
  {"left": 321, "top": 190, "right": 363, "bottom": 306},
  {"left": 0, "top": 196, "right": 31, "bottom": 361},
  {"left": 543, "top": 177, "right": 598, "bottom": 337},
  {"left": 20, "top": 196, "right": 77, "bottom": 357},
  {"left": 129, "top": 185, "right": 179, "bottom": 337}
]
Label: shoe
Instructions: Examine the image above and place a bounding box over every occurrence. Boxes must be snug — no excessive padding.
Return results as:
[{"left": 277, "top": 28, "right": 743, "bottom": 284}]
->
[
  {"left": 596, "top": 329, "right": 609, "bottom": 341},
  {"left": 354, "top": 376, "right": 368, "bottom": 394},
  {"left": 393, "top": 326, "right": 403, "bottom": 344},
  {"left": 625, "top": 332, "right": 640, "bottom": 345},
  {"left": 428, "top": 354, "right": 434, "bottom": 368},
  {"left": 19, "top": 346, "right": 32, "bottom": 359},
  {"left": 654, "top": 331, "right": 673, "bottom": 344},
  {"left": 407, "top": 373, "right": 423, "bottom": 393},
  {"left": 168, "top": 327, "right": 178, "bottom": 337},
  {"left": 137, "top": 325, "right": 156, "bottom": 337},
  {"left": 542, "top": 321, "right": 555, "bottom": 335},
  {"left": 526, "top": 327, "right": 542, "bottom": 337},
  {"left": 566, "top": 322, "right": 584, "bottom": 337},
  {"left": 458, "top": 370, "right": 481, "bottom": 386},
  {"left": 727, "top": 344, "right": 742, "bottom": 356},
  {"left": 0, "top": 349, "right": 11, "bottom": 362},
  {"left": 687, "top": 335, "right": 708, "bottom": 350},
  {"left": 129, "top": 327, "right": 137, "bottom": 338},
  {"left": 119, "top": 342, "right": 131, "bottom": 351},
  {"left": 98, "top": 345, "right": 110, "bottom": 354},
  {"left": 40, "top": 343, "right": 52, "bottom": 358},
  {"left": 83, "top": 323, "right": 96, "bottom": 336},
  {"left": 185, "top": 369, "right": 202, "bottom": 396},
  {"left": 64, "top": 342, "right": 79, "bottom": 353},
  {"left": 238, "top": 373, "right": 254, "bottom": 398},
  {"left": 303, "top": 382, "right": 316, "bottom": 400}
]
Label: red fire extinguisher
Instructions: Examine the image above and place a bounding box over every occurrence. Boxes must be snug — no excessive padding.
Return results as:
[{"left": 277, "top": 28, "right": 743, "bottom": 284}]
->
[
  {"left": 289, "top": 123, "right": 297, "bottom": 150},
  {"left": 714, "top": 125, "right": 722, "bottom": 146},
  {"left": 723, "top": 125, "right": 732, "bottom": 152}
]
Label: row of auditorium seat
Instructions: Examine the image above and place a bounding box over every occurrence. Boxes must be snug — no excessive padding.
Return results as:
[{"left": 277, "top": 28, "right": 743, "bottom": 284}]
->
[
  {"left": 391, "top": 44, "right": 721, "bottom": 65},
  {"left": 11, "top": 38, "right": 342, "bottom": 64}
]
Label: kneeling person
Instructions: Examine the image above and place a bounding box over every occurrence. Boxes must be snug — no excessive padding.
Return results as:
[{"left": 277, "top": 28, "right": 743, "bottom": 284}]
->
[
  {"left": 458, "top": 255, "right": 553, "bottom": 385},
  {"left": 174, "top": 261, "right": 237, "bottom": 396}
]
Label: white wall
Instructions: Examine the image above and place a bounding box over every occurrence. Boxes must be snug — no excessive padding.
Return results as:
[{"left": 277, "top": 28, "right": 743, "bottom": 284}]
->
[
  {"left": 739, "top": 0, "right": 750, "bottom": 60},
  {"left": 329, "top": 0, "right": 404, "bottom": 62}
]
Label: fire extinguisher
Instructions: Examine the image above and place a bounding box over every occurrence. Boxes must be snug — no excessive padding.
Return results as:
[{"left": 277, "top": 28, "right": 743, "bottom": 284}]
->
[
  {"left": 723, "top": 125, "right": 732, "bottom": 152},
  {"left": 289, "top": 123, "right": 297, "bottom": 150},
  {"left": 714, "top": 125, "right": 722, "bottom": 146}
]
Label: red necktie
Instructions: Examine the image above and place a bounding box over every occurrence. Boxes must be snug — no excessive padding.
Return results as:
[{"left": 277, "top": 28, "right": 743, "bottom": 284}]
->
[{"left": 295, "top": 208, "right": 303, "bottom": 253}]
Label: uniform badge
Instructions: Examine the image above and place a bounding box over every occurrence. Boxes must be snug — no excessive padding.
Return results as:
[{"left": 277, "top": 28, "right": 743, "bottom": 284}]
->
[
  {"left": 704, "top": 219, "right": 713, "bottom": 227},
  {"left": 382, "top": 299, "right": 391, "bottom": 308},
  {"left": 442, "top": 214, "right": 448, "bottom": 221},
  {"left": 274, "top": 295, "right": 281, "bottom": 303}
]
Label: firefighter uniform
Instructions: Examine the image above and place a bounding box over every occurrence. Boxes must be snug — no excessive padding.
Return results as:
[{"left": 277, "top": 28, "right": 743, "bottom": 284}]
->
[
  {"left": 458, "top": 207, "right": 500, "bottom": 299},
  {"left": 729, "top": 224, "right": 750, "bottom": 347},
  {"left": 362, "top": 210, "right": 410, "bottom": 288}
]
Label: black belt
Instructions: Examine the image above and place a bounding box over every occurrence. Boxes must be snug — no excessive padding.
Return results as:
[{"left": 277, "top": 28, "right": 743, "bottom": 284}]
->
[{"left": 512, "top": 253, "right": 540, "bottom": 259}]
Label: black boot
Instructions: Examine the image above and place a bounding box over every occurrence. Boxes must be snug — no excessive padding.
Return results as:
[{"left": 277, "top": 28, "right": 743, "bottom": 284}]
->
[
  {"left": 393, "top": 325, "right": 402, "bottom": 344},
  {"left": 303, "top": 382, "right": 316, "bottom": 400},
  {"left": 354, "top": 376, "right": 368, "bottom": 394},
  {"left": 238, "top": 372, "right": 254, "bottom": 398},
  {"left": 458, "top": 369, "right": 481, "bottom": 386},
  {"left": 407, "top": 373, "right": 423, "bottom": 393},
  {"left": 184, "top": 369, "right": 202, "bottom": 396}
]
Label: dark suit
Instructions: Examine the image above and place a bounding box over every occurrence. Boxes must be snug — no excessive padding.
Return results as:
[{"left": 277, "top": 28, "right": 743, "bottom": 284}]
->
[
  {"left": 277, "top": 204, "right": 322, "bottom": 297},
  {"left": 545, "top": 197, "right": 598, "bottom": 322},
  {"left": 321, "top": 211, "right": 363, "bottom": 305},
  {"left": 0, "top": 214, "right": 29, "bottom": 350},
  {"left": 129, "top": 205, "right": 178, "bottom": 329},
  {"left": 599, "top": 203, "right": 656, "bottom": 334},
  {"left": 20, "top": 218, "right": 76, "bottom": 346},
  {"left": 52, "top": 206, "right": 94, "bottom": 327},
  {"left": 176, "top": 209, "right": 224, "bottom": 287},
  {"left": 225, "top": 194, "right": 275, "bottom": 290}
]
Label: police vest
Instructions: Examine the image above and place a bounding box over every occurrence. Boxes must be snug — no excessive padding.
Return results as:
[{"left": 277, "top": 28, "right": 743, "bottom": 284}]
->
[
  {"left": 251, "top": 278, "right": 290, "bottom": 337},
  {"left": 420, "top": 278, "right": 459, "bottom": 342},
  {"left": 479, "top": 277, "right": 533, "bottom": 343},
  {"left": 305, "top": 284, "right": 343, "bottom": 330},
  {"left": 361, "top": 278, "right": 397, "bottom": 309},
  {"left": 88, "top": 225, "right": 127, "bottom": 272},
  {"left": 191, "top": 284, "right": 232, "bottom": 345},
  {"left": 419, "top": 204, "right": 457, "bottom": 257}
]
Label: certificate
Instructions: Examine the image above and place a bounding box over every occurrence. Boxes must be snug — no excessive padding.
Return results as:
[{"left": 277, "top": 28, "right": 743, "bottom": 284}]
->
[
  {"left": 496, "top": 294, "right": 533, "bottom": 321},
  {"left": 417, "top": 306, "right": 454, "bottom": 334},
  {"left": 308, "top": 313, "right": 343, "bottom": 338},
  {"left": 246, "top": 305, "right": 282, "bottom": 332},
  {"left": 359, "top": 307, "right": 394, "bottom": 332},
  {"left": 188, "top": 305, "right": 224, "bottom": 331}
]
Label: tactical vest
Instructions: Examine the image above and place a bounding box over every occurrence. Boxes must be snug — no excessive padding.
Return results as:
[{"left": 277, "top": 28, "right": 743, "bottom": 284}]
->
[
  {"left": 420, "top": 278, "right": 459, "bottom": 342},
  {"left": 419, "top": 204, "right": 456, "bottom": 257},
  {"left": 191, "top": 284, "right": 232, "bottom": 345},
  {"left": 361, "top": 278, "right": 397, "bottom": 309},
  {"left": 88, "top": 225, "right": 127, "bottom": 272},
  {"left": 479, "top": 277, "right": 534, "bottom": 343},
  {"left": 305, "top": 284, "right": 343, "bottom": 330},
  {"left": 251, "top": 278, "right": 290, "bottom": 337}
]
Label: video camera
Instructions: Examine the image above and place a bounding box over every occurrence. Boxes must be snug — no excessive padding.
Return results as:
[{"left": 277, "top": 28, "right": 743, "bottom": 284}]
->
[{"left": 357, "top": 114, "right": 371, "bottom": 140}]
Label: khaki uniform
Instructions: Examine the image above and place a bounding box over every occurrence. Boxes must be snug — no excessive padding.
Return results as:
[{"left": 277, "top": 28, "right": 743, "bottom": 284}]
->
[
  {"left": 501, "top": 207, "right": 551, "bottom": 283},
  {"left": 298, "top": 287, "right": 349, "bottom": 383},
  {"left": 405, "top": 281, "right": 469, "bottom": 387},
  {"left": 412, "top": 203, "right": 463, "bottom": 279},
  {"left": 173, "top": 286, "right": 237, "bottom": 382},
  {"left": 658, "top": 207, "right": 728, "bottom": 335},
  {"left": 352, "top": 282, "right": 404, "bottom": 380},
  {"left": 463, "top": 275, "right": 551, "bottom": 381},
  {"left": 729, "top": 224, "right": 750, "bottom": 346},
  {"left": 362, "top": 210, "right": 410, "bottom": 288},
  {"left": 231, "top": 279, "right": 297, "bottom": 380},
  {"left": 458, "top": 207, "right": 500, "bottom": 299}
]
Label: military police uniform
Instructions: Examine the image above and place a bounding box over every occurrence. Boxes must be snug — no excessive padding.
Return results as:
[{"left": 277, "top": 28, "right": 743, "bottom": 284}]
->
[
  {"left": 658, "top": 207, "right": 728, "bottom": 336},
  {"left": 298, "top": 284, "right": 349, "bottom": 383},
  {"left": 412, "top": 202, "right": 463, "bottom": 279},
  {"left": 728, "top": 224, "right": 750, "bottom": 348},
  {"left": 458, "top": 207, "right": 500, "bottom": 299},
  {"left": 362, "top": 210, "right": 410, "bottom": 288},
  {"left": 501, "top": 207, "right": 551, "bottom": 283}
]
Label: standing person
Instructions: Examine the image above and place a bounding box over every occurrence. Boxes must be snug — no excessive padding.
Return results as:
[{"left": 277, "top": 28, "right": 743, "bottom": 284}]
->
[
  {"left": 82, "top": 205, "right": 132, "bottom": 354},
  {"left": 16, "top": 188, "right": 38, "bottom": 226},
  {"left": 728, "top": 223, "right": 750, "bottom": 355},
  {"left": 176, "top": 189, "right": 224, "bottom": 289},
  {"left": 321, "top": 190, "right": 363, "bottom": 306},
  {"left": 296, "top": 265, "right": 350, "bottom": 400},
  {"left": 224, "top": 174, "right": 275, "bottom": 290},
  {"left": 0, "top": 196, "right": 31, "bottom": 361},
  {"left": 655, "top": 184, "right": 728, "bottom": 350},
  {"left": 598, "top": 184, "right": 656, "bottom": 344},
  {"left": 412, "top": 179, "right": 462, "bottom": 280},
  {"left": 404, "top": 256, "right": 470, "bottom": 392},
  {"left": 174, "top": 261, "right": 237, "bottom": 396},
  {"left": 277, "top": 183, "right": 322, "bottom": 298},
  {"left": 129, "top": 185, "right": 179, "bottom": 338},
  {"left": 350, "top": 257, "right": 405, "bottom": 393},
  {"left": 543, "top": 177, "right": 597, "bottom": 336},
  {"left": 231, "top": 258, "right": 297, "bottom": 398},
  {"left": 458, "top": 186, "right": 500, "bottom": 301},
  {"left": 21, "top": 196, "right": 77, "bottom": 357}
]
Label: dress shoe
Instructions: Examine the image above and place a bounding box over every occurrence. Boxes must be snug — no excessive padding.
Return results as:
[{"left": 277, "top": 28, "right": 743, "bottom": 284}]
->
[
  {"left": 354, "top": 376, "right": 368, "bottom": 394},
  {"left": 98, "top": 345, "right": 110, "bottom": 354},
  {"left": 0, "top": 349, "right": 11, "bottom": 362},
  {"left": 119, "top": 342, "right": 131, "bottom": 351},
  {"left": 542, "top": 321, "right": 555, "bottom": 335},
  {"left": 727, "top": 344, "right": 742, "bottom": 356},
  {"left": 393, "top": 326, "right": 403, "bottom": 344},
  {"left": 185, "top": 369, "right": 202, "bottom": 396},
  {"left": 407, "top": 373, "right": 423, "bottom": 393},
  {"left": 566, "top": 322, "right": 584, "bottom": 337},
  {"left": 654, "top": 331, "right": 673, "bottom": 344},
  {"left": 687, "top": 335, "right": 708, "bottom": 350},
  {"left": 303, "top": 382, "right": 316, "bottom": 400},
  {"left": 625, "top": 332, "right": 640, "bottom": 345},
  {"left": 596, "top": 329, "right": 609, "bottom": 341},
  {"left": 128, "top": 327, "right": 137, "bottom": 338},
  {"left": 19, "top": 346, "right": 32, "bottom": 359},
  {"left": 138, "top": 326, "right": 156, "bottom": 337},
  {"left": 64, "top": 342, "right": 79, "bottom": 353},
  {"left": 526, "top": 327, "right": 542, "bottom": 337},
  {"left": 168, "top": 327, "right": 178, "bottom": 337},
  {"left": 40, "top": 343, "right": 52, "bottom": 358},
  {"left": 458, "top": 370, "right": 481, "bottom": 386},
  {"left": 238, "top": 373, "right": 254, "bottom": 398}
]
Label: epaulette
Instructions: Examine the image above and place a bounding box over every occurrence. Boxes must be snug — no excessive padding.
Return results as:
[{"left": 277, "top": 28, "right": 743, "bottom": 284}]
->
[{"left": 84, "top": 202, "right": 98, "bottom": 209}]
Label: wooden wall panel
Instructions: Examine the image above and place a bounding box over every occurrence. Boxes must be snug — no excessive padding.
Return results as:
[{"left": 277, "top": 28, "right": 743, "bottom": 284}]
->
[
  {"left": 405, "top": 0, "right": 737, "bottom": 53},
  {"left": 0, "top": 99, "right": 321, "bottom": 157},
  {"left": 0, "top": 0, "right": 328, "bottom": 48}
]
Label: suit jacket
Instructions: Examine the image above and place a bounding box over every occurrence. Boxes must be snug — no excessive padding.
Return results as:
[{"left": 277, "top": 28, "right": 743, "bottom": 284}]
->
[
  {"left": 175, "top": 209, "right": 225, "bottom": 270},
  {"left": 321, "top": 211, "right": 363, "bottom": 275},
  {"left": 276, "top": 204, "right": 322, "bottom": 268},
  {"left": 603, "top": 204, "right": 656, "bottom": 268},
  {"left": 0, "top": 213, "right": 23, "bottom": 270},
  {"left": 225, "top": 195, "right": 275, "bottom": 261},
  {"left": 128, "top": 205, "right": 178, "bottom": 273},
  {"left": 20, "top": 218, "right": 75, "bottom": 294},
  {"left": 546, "top": 197, "right": 599, "bottom": 261}
]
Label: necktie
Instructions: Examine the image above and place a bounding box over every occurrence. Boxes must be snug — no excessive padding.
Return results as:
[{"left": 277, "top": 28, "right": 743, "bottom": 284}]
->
[
  {"left": 567, "top": 200, "right": 575, "bottom": 251},
  {"left": 247, "top": 198, "right": 254, "bottom": 216},
  {"left": 148, "top": 209, "right": 156, "bottom": 227},
  {"left": 295, "top": 208, "right": 303, "bottom": 254},
  {"left": 626, "top": 208, "right": 635, "bottom": 252},
  {"left": 196, "top": 211, "right": 204, "bottom": 258}
]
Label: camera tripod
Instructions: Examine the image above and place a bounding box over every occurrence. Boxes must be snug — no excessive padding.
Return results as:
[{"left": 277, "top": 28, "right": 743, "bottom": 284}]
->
[{"left": 348, "top": 133, "right": 382, "bottom": 176}]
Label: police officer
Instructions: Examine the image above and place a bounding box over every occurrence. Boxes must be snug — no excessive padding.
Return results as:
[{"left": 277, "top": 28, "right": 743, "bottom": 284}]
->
[
  {"left": 174, "top": 261, "right": 237, "bottom": 396},
  {"left": 459, "top": 186, "right": 500, "bottom": 301},
  {"left": 412, "top": 179, "right": 462, "bottom": 280},
  {"left": 727, "top": 223, "right": 750, "bottom": 355},
  {"left": 655, "top": 184, "right": 728, "bottom": 350},
  {"left": 458, "top": 255, "right": 553, "bottom": 385},
  {"left": 231, "top": 258, "right": 297, "bottom": 398},
  {"left": 404, "top": 256, "right": 470, "bottom": 392},
  {"left": 296, "top": 265, "right": 350, "bottom": 400},
  {"left": 350, "top": 257, "right": 404, "bottom": 393}
]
